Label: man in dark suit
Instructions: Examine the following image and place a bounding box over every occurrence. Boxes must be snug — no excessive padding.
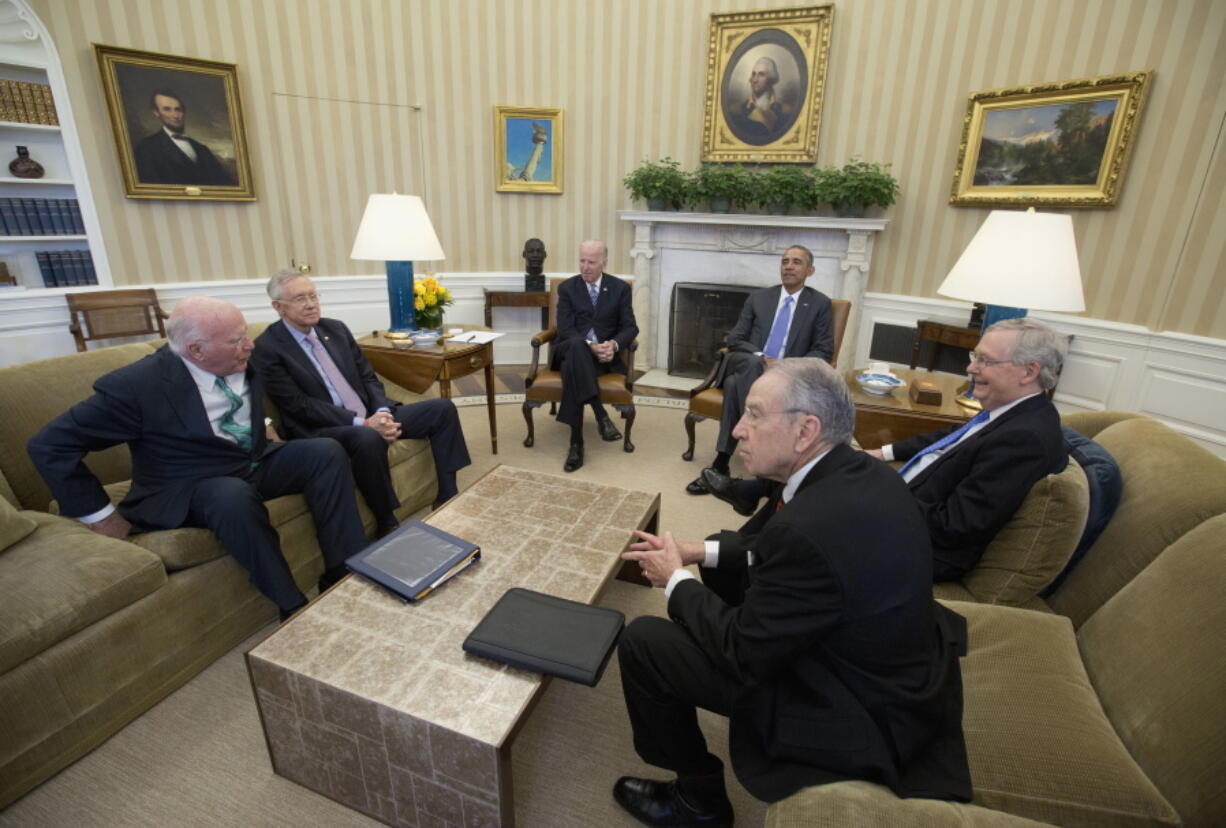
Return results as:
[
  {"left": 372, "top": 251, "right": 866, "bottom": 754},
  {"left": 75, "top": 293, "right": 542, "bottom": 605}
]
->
[
  {"left": 27, "top": 296, "right": 367, "bottom": 620},
  {"left": 550, "top": 240, "right": 638, "bottom": 472},
  {"left": 687, "top": 244, "right": 833, "bottom": 495},
  {"left": 617, "top": 358, "right": 971, "bottom": 826},
  {"left": 252, "top": 270, "right": 470, "bottom": 533},
  {"left": 868, "top": 317, "right": 1069, "bottom": 580},
  {"left": 133, "top": 89, "right": 237, "bottom": 186}
]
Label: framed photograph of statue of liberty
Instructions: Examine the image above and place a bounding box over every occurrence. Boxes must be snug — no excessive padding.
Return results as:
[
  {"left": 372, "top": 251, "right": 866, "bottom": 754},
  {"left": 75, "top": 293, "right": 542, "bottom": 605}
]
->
[
  {"left": 494, "top": 106, "right": 563, "bottom": 194},
  {"left": 950, "top": 71, "right": 1152, "bottom": 208},
  {"left": 700, "top": 5, "right": 833, "bottom": 163}
]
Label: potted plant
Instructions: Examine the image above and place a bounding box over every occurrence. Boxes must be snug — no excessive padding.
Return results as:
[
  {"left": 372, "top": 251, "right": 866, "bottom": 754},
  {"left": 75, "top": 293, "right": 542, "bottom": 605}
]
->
[
  {"left": 692, "top": 163, "right": 753, "bottom": 212},
  {"left": 622, "top": 157, "right": 689, "bottom": 210},
  {"left": 756, "top": 165, "right": 814, "bottom": 213},
  {"left": 819, "top": 158, "right": 900, "bottom": 217}
]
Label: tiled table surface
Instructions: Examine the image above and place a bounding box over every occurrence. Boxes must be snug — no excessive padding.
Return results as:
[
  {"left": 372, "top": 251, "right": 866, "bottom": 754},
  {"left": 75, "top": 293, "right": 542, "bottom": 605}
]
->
[{"left": 247, "top": 465, "right": 660, "bottom": 827}]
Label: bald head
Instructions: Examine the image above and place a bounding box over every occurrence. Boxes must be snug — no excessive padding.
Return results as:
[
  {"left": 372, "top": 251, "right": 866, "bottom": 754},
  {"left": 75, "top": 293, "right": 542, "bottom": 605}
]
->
[{"left": 167, "top": 296, "right": 253, "bottom": 376}]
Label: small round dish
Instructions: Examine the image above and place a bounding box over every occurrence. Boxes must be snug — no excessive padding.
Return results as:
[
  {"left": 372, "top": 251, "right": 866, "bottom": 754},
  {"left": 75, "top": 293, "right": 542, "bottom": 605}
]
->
[
  {"left": 410, "top": 330, "right": 441, "bottom": 347},
  {"left": 855, "top": 371, "right": 905, "bottom": 395}
]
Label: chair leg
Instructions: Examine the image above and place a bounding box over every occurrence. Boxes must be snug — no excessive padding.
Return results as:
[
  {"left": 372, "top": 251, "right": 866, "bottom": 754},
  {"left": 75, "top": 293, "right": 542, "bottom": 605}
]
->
[
  {"left": 522, "top": 400, "right": 542, "bottom": 447},
  {"left": 683, "top": 411, "right": 705, "bottom": 461},
  {"left": 620, "top": 404, "right": 636, "bottom": 453}
]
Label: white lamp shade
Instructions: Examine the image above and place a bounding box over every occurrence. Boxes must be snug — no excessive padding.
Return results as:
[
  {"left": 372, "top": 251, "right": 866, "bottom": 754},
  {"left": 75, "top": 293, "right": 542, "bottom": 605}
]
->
[
  {"left": 350, "top": 194, "right": 446, "bottom": 262},
  {"left": 938, "top": 210, "right": 1085, "bottom": 312}
]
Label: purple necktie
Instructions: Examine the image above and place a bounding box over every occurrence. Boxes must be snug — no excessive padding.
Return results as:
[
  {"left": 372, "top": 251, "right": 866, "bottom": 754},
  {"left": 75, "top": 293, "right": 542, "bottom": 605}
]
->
[{"left": 308, "top": 329, "right": 367, "bottom": 420}]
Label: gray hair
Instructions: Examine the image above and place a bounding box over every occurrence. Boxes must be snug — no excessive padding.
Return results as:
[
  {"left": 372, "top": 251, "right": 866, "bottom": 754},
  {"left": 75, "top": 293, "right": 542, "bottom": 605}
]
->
[
  {"left": 986, "top": 317, "right": 1068, "bottom": 390},
  {"left": 166, "top": 295, "right": 233, "bottom": 356},
  {"left": 579, "top": 239, "right": 608, "bottom": 260},
  {"left": 753, "top": 57, "right": 780, "bottom": 85},
  {"left": 768, "top": 357, "right": 855, "bottom": 446},
  {"left": 266, "top": 269, "right": 303, "bottom": 301}
]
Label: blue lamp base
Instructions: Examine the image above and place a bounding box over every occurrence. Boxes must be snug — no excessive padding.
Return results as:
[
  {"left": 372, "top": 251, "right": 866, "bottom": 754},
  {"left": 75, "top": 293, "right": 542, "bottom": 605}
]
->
[{"left": 385, "top": 260, "right": 418, "bottom": 334}]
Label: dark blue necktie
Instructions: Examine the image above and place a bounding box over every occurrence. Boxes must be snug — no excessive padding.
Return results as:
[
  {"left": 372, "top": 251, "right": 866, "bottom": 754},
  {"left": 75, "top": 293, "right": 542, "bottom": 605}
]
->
[{"left": 898, "top": 410, "right": 990, "bottom": 477}]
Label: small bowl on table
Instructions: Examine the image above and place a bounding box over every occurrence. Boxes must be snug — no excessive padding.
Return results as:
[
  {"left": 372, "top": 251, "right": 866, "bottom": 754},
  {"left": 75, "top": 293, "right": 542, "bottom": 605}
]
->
[
  {"left": 410, "top": 330, "right": 441, "bottom": 348},
  {"left": 855, "top": 371, "right": 905, "bottom": 396}
]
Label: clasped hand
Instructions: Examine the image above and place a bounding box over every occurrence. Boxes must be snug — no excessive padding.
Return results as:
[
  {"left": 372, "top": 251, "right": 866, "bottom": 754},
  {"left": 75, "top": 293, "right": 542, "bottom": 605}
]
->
[
  {"left": 622, "top": 530, "right": 705, "bottom": 588},
  {"left": 364, "top": 411, "right": 401, "bottom": 443},
  {"left": 588, "top": 340, "right": 617, "bottom": 363}
]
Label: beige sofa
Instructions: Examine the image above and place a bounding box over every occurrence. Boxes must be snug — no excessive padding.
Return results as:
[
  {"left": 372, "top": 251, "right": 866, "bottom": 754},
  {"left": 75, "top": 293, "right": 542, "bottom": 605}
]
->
[
  {"left": 0, "top": 329, "right": 438, "bottom": 808},
  {"left": 770, "top": 412, "right": 1226, "bottom": 827}
]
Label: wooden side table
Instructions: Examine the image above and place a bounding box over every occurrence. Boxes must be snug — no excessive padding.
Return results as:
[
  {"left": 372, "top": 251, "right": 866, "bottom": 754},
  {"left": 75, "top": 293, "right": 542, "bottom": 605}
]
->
[
  {"left": 484, "top": 289, "right": 550, "bottom": 331},
  {"left": 358, "top": 332, "right": 499, "bottom": 454},
  {"left": 910, "top": 320, "right": 979, "bottom": 370},
  {"left": 846, "top": 367, "right": 972, "bottom": 448}
]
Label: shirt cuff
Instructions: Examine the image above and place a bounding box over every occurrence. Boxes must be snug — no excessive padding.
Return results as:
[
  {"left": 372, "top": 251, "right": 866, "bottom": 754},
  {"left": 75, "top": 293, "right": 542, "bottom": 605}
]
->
[
  {"left": 354, "top": 416, "right": 366, "bottom": 426},
  {"left": 664, "top": 569, "right": 696, "bottom": 598},
  {"left": 880, "top": 444, "right": 895, "bottom": 461},
  {"left": 703, "top": 540, "right": 720, "bottom": 568},
  {"left": 79, "top": 503, "right": 116, "bottom": 524}
]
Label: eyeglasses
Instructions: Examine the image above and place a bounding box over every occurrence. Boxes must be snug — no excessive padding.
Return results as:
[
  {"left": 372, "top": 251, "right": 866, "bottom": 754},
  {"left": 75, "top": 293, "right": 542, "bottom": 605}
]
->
[
  {"left": 279, "top": 292, "right": 320, "bottom": 306},
  {"left": 741, "top": 407, "right": 806, "bottom": 426},
  {"left": 968, "top": 351, "right": 1014, "bottom": 367}
]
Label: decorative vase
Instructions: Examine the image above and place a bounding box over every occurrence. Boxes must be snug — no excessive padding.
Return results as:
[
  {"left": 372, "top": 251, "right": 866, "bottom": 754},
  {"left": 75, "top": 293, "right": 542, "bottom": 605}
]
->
[
  {"left": 708, "top": 196, "right": 731, "bottom": 213},
  {"left": 9, "top": 146, "right": 43, "bottom": 179},
  {"left": 834, "top": 202, "right": 867, "bottom": 218},
  {"left": 646, "top": 197, "right": 667, "bottom": 211}
]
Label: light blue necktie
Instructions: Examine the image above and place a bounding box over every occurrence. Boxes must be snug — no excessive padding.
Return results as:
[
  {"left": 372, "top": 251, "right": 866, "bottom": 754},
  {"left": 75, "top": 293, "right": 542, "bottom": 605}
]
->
[
  {"left": 898, "top": 410, "right": 990, "bottom": 477},
  {"left": 214, "top": 376, "right": 252, "bottom": 452},
  {"left": 586, "top": 281, "right": 599, "bottom": 342},
  {"left": 763, "top": 295, "right": 794, "bottom": 359}
]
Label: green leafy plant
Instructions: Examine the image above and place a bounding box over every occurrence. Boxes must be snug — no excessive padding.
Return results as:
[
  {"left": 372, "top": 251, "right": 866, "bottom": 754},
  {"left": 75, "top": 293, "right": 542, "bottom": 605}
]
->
[
  {"left": 622, "top": 157, "right": 689, "bottom": 209},
  {"left": 755, "top": 165, "right": 815, "bottom": 212},
  {"left": 818, "top": 158, "right": 900, "bottom": 215},
  {"left": 691, "top": 163, "right": 754, "bottom": 211}
]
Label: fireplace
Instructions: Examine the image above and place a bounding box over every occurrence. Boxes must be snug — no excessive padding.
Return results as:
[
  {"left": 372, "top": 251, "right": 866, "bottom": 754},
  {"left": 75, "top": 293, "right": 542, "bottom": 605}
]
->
[{"left": 669, "top": 282, "right": 754, "bottom": 378}]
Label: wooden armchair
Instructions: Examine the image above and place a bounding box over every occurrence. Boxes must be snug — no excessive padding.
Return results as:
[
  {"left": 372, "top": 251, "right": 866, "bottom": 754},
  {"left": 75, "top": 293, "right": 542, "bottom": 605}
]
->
[
  {"left": 682, "top": 298, "right": 851, "bottom": 460},
  {"left": 66, "top": 289, "right": 168, "bottom": 352},
  {"left": 522, "top": 277, "right": 638, "bottom": 452}
]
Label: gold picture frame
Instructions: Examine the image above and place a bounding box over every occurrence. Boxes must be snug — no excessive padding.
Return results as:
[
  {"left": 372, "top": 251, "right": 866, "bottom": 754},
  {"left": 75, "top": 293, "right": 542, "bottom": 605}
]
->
[
  {"left": 701, "top": 5, "right": 833, "bottom": 163},
  {"left": 950, "top": 70, "right": 1152, "bottom": 208},
  {"left": 494, "top": 105, "right": 563, "bottom": 194},
  {"left": 94, "top": 44, "right": 255, "bottom": 201}
]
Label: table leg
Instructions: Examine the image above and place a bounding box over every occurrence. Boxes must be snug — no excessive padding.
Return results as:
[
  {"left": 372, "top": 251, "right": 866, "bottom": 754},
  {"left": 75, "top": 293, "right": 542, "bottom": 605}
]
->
[
  {"left": 485, "top": 355, "right": 497, "bottom": 454},
  {"left": 439, "top": 378, "right": 452, "bottom": 399}
]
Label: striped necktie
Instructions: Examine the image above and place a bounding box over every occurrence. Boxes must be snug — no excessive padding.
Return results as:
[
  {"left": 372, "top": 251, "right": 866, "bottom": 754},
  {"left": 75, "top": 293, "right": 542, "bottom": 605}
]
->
[
  {"left": 214, "top": 376, "right": 252, "bottom": 452},
  {"left": 586, "top": 281, "right": 599, "bottom": 341}
]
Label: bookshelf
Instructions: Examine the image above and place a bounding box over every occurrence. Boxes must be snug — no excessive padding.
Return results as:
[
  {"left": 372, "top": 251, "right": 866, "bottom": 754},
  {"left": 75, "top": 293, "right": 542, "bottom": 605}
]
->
[{"left": 0, "top": 0, "right": 107, "bottom": 291}]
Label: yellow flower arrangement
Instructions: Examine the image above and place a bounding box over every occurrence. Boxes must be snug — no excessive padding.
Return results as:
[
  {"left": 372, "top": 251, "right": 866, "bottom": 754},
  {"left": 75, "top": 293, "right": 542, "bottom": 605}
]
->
[{"left": 412, "top": 275, "right": 453, "bottom": 330}]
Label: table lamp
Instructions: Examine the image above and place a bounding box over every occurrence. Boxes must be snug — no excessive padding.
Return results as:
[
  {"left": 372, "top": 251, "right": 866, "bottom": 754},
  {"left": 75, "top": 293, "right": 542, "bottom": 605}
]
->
[
  {"left": 937, "top": 207, "right": 1085, "bottom": 407},
  {"left": 350, "top": 193, "right": 445, "bottom": 337}
]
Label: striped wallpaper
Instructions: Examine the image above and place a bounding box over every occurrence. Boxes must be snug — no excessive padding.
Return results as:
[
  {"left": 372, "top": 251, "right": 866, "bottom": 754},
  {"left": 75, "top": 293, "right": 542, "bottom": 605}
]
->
[{"left": 30, "top": 0, "right": 1226, "bottom": 338}]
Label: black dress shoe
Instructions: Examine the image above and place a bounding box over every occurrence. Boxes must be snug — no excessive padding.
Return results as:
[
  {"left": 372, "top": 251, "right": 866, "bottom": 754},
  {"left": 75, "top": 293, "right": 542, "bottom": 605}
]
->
[
  {"left": 613, "top": 776, "right": 734, "bottom": 827},
  {"left": 701, "top": 468, "right": 758, "bottom": 517},
  {"left": 685, "top": 471, "right": 713, "bottom": 495},
  {"left": 564, "top": 443, "right": 584, "bottom": 472},
  {"left": 597, "top": 416, "right": 622, "bottom": 442}
]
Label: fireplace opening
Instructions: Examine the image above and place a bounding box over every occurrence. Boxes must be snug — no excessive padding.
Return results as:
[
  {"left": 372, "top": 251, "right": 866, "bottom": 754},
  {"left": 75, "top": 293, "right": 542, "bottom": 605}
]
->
[{"left": 669, "top": 282, "right": 754, "bottom": 379}]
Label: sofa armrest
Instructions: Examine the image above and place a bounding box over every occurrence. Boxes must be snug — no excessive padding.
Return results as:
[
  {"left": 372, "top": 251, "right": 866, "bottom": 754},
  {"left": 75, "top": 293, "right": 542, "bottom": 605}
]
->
[{"left": 767, "top": 781, "right": 1055, "bottom": 827}]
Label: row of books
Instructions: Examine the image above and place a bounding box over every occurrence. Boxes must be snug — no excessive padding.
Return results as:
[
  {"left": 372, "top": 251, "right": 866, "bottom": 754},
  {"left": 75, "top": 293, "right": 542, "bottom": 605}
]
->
[
  {"left": 0, "top": 198, "right": 84, "bottom": 236},
  {"left": 36, "top": 250, "right": 97, "bottom": 287},
  {"left": 0, "top": 80, "right": 58, "bottom": 126}
]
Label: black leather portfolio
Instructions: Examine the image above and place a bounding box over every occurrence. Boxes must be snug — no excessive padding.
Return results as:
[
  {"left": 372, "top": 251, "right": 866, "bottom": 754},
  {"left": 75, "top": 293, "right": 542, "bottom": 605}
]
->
[{"left": 462, "top": 588, "right": 624, "bottom": 686}]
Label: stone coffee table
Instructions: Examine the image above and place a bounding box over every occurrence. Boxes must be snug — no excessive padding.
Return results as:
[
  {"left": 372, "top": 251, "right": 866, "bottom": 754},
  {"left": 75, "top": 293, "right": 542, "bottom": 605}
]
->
[{"left": 246, "top": 465, "right": 660, "bottom": 827}]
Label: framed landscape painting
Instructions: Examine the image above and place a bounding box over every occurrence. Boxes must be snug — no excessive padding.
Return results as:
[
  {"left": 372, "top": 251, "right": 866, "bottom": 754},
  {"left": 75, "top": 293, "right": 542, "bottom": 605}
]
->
[
  {"left": 950, "top": 71, "right": 1152, "bottom": 208},
  {"left": 494, "top": 106, "right": 563, "bottom": 194},
  {"left": 700, "top": 5, "right": 833, "bottom": 163},
  {"left": 94, "top": 44, "right": 255, "bottom": 201}
]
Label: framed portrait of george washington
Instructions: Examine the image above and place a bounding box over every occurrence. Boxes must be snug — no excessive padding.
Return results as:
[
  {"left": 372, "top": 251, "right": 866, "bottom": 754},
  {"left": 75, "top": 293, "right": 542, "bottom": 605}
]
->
[
  {"left": 950, "top": 70, "right": 1152, "bottom": 208},
  {"left": 494, "top": 105, "right": 563, "bottom": 194},
  {"left": 701, "top": 5, "right": 833, "bottom": 163},
  {"left": 95, "top": 44, "right": 255, "bottom": 201}
]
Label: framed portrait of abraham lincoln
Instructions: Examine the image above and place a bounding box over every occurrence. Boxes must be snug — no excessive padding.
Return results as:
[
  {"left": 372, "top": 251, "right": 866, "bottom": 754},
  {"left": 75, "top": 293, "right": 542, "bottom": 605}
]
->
[
  {"left": 95, "top": 44, "right": 255, "bottom": 201},
  {"left": 701, "top": 5, "right": 833, "bottom": 163}
]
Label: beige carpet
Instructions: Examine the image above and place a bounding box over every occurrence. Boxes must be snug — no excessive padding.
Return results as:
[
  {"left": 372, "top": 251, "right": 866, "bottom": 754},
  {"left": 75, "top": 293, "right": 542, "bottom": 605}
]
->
[{"left": 0, "top": 401, "right": 768, "bottom": 828}]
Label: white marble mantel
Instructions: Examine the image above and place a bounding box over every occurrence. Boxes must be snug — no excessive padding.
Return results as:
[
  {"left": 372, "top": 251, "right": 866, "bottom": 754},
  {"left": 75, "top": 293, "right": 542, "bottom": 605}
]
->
[{"left": 617, "top": 210, "right": 888, "bottom": 375}]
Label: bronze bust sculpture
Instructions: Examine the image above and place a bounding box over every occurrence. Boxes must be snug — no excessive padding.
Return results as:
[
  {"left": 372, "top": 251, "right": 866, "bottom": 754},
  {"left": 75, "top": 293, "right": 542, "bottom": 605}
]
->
[{"left": 523, "top": 238, "right": 547, "bottom": 291}]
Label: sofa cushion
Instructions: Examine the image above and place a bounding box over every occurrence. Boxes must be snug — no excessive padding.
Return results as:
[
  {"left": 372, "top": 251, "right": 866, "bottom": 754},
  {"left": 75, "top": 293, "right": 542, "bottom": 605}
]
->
[
  {"left": 946, "top": 599, "right": 1179, "bottom": 827},
  {"left": 1078, "top": 514, "right": 1226, "bottom": 828},
  {"left": 1047, "top": 417, "right": 1226, "bottom": 627},
  {"left": 959, "top": 458, "right": 1088, "bottom": 605},
  {"left": 0, "top": 496, "right": 37, "bottom": 551},
  {"left": 0, "top": 512, "right": 165, "bottom": 674},
  {"left": 767, "top": 779, "right": 1053, "bottom": 827}
]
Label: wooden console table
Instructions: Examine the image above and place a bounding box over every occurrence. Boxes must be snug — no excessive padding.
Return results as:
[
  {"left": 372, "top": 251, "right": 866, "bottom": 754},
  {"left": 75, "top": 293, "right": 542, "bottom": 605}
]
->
[
  {"left": 847, "top": 366, "right": 972, "bottom": 449},
  {"left": 910, "top": 320, "right": 979, "bottom": 370},
  {"left": 484, "top": 289, "right": 550, "bottom": 331},
  {"left": 358, "top": 332, "right": 498, "bottom": 454}
]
